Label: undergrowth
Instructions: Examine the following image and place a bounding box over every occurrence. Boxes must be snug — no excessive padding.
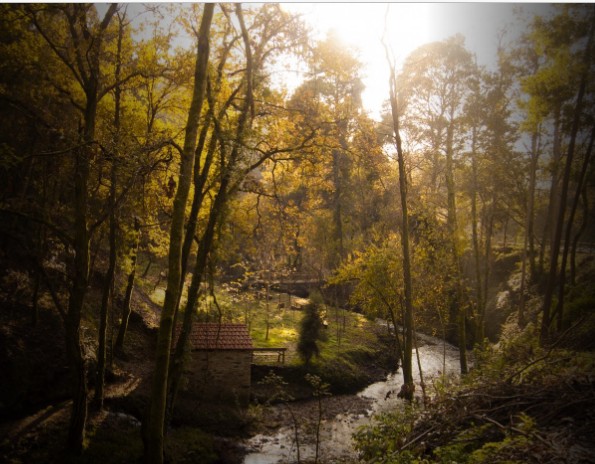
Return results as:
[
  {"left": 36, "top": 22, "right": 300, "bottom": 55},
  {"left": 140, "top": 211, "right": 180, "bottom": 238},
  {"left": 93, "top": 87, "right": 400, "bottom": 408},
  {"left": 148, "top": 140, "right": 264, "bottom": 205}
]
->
[{"left": 354, "top": 318, "right": 595, "bottom": 463}]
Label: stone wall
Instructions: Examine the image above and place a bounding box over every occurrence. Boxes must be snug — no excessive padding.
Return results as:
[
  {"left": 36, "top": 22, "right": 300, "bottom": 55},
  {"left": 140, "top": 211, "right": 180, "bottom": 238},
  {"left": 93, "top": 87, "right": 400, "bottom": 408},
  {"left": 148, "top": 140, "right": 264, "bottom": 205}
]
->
[{"left": 186, "top": 350, "right": 252, "bottom": 405}]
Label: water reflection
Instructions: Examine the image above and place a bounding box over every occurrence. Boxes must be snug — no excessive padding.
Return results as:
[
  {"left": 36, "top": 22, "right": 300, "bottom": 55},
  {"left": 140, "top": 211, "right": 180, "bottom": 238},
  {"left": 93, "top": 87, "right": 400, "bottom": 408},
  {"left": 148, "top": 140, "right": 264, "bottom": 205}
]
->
[{"left": 244, "top": 334, "right": 463, "bottom": 463}]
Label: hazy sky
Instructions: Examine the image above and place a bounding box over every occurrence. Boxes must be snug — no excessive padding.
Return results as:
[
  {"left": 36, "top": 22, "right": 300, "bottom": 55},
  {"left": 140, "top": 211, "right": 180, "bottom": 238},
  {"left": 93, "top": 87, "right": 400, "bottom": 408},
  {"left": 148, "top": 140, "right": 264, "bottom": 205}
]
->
[
  {"left": 281, "top": 2, "right": 554, "bottom": 120},
  {"left": 101, "top": 2, "right": 555, "bottom": 120}
]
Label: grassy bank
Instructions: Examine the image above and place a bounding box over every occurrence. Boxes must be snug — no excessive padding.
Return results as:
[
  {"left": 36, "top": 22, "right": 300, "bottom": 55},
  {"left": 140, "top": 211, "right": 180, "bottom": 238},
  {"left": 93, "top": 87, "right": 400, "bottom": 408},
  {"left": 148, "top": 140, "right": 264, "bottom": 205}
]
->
[{"left": 166, "top": 286, "right": 397, "bottom": 399}]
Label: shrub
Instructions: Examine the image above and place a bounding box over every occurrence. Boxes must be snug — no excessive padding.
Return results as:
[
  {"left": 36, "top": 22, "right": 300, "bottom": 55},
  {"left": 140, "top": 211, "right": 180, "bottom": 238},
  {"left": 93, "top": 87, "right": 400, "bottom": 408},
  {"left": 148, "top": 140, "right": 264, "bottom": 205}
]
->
[
  {"left": 353, "top": 406, "right": 420, "bottom": 463},
  {"left": 297, "top": 292, "right": 325, "bottom": 365}
]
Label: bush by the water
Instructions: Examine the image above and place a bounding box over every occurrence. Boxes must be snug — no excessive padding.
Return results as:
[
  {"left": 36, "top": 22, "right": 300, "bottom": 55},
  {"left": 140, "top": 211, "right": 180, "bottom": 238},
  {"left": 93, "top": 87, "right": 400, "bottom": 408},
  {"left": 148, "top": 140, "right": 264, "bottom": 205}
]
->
[
  {"left": 297, "top": 292, "right": 326, "bottom": 365},
  {"left": 353, "top": 321, "right": 595, "bottom": 463}
]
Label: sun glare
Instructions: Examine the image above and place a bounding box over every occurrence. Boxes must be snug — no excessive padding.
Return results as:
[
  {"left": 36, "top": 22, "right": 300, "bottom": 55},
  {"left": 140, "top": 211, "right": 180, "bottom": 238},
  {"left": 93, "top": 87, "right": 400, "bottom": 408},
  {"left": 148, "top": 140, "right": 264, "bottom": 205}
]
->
[
  {"left": 282, "top": 3, "right": 431, "bottom": 120},
  {"left": 385, "top": 4, "right": 430, "bottom": 62}
]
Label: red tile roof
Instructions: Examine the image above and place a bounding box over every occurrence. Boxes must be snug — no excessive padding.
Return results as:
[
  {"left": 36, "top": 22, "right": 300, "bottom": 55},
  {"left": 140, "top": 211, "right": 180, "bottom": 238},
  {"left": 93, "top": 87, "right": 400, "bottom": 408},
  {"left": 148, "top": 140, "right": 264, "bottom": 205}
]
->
[{"left": 180, "top": 323, "right": 253, "bottom": 351}]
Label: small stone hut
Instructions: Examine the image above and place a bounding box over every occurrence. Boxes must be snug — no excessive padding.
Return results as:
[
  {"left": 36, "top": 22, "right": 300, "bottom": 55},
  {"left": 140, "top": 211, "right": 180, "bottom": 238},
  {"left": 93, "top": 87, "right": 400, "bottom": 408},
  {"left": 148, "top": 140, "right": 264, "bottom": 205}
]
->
[{"left": 182, "top": 323, "right": 253, "bottom": 404}]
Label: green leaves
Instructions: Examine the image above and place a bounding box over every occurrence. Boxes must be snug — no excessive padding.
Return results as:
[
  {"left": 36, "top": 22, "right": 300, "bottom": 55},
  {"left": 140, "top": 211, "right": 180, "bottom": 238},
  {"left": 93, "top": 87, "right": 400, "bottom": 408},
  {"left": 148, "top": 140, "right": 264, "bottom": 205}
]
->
[
  {"left": 297, "top": 299, "right": 325, "bottom": 365},
  {"left": 353, "top": 406, "right": 420, "bottom": 463}
]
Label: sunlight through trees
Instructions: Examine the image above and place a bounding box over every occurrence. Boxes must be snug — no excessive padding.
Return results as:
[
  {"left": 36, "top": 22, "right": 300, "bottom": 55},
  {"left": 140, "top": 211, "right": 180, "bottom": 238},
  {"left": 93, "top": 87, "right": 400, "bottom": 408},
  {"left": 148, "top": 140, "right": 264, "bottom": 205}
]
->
[{"left": 0, "top": 4, "right": 593, "bottom": 463}]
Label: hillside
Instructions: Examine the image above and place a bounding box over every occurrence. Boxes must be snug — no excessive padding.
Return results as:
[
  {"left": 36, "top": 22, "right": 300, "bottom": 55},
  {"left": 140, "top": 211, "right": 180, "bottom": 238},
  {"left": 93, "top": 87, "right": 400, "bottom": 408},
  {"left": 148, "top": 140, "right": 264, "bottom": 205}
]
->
[{"left": 0, "top": 279, "right": 396, "bottom": 463}]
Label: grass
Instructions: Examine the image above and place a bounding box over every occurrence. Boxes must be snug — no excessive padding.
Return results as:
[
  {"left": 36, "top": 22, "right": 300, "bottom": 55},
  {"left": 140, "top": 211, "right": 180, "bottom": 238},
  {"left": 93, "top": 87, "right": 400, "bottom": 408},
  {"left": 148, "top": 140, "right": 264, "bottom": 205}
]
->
[
  {"left": 203, "top": 287, "right": 394, "bottom": 395},
  {"left": 309, "top": 311, "right": 385, "bottom": 393},
  {"left": 141, "top": 283, "right": 393, "bottom": 394},
  {"left": 209, "top": 288, "right": 384, "bottom": 367},
  {"left": 319, "top": 309, "right": 378, "bottom": 356},
  {"left": 139, "top": 268, "right": 381, "bottom": 369},
  {"left": 248, "top": 307, "right": 302, "bottom": 350}
]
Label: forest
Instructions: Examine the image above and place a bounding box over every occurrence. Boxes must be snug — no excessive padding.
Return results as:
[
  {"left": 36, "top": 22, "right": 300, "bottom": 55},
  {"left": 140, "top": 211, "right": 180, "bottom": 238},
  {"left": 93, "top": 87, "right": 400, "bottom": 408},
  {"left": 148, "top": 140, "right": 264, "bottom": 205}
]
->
[{"left": 0, "top": 3, "right": 594, "bottom": 464}]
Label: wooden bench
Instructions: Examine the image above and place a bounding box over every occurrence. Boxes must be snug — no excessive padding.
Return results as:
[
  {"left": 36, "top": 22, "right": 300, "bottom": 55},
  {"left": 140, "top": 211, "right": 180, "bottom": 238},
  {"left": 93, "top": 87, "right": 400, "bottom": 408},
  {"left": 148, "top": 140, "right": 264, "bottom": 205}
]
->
[{"left": 252, "top": 347, "right": 287, "bottom": 364}]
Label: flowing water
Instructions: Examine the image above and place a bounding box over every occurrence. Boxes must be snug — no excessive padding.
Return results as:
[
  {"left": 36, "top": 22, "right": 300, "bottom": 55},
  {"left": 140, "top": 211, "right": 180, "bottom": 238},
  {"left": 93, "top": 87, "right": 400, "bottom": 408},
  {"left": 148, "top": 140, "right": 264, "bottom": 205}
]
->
[{"left": 243, "top": 332, "right": 463, "bottom": 464}]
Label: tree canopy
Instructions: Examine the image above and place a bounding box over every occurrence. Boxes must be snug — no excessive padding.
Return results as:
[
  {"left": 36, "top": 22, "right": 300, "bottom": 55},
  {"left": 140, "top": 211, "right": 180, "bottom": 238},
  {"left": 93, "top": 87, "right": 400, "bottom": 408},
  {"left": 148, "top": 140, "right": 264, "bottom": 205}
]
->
[{"left": 0, "top": 3, "right": 594, "bottom": 463}]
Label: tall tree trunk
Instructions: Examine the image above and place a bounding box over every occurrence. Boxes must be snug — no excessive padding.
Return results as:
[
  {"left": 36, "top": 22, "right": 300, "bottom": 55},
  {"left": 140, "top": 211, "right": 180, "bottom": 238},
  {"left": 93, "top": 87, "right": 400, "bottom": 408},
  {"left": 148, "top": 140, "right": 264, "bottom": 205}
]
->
[
  {"left": 331, "top": 147, "right": 345, "bottom": 267},
  {"left": 95, "top": 162, "right": 116, "bottom": 410},
  {"left": 167, "top": 171, "right": 229, "bottom": 420},
  {"left": 66, "top": 82, "right": 99, "bottom": 452},
  {"left": 166, "top": 3, "right": 254, "bottom": 419},
  {"left": 445, "top": 109, "right": 467, "bottom": 374},
  {"left": 482, "top": 200, "right": 495, "bottom": 328},
  {"left": 384, "top": 41, "right": 415, "bottom": 400},
  {"left": 470, "top": 126, "right": 484, "bottom": 340},
  {"left": 540, "top": 11, "right": 594, "bottom": 344},
  {"left": 528, "top": 130, "right": 540, "bottom": 283},
  {"left": 179, "top": 117, "right": 211, "bottom": 287},
  {"left": 169, "top": 117, "right": 213, "bottom": 344},
  {"left": 115, "top": 217, "right": 141, "bottom": 353},
  {"left": 95, "top": 12, "right": 124, "bottom": 409},
  {"left": 65, "top": 147, "right": 91, "bottom": 454},
  {"left": 144, "top": 6, "right": 214, "bottom": 463},
  {"left": 538, "top": 110, "right": 562, "bottom": 281},
  {"left": 519, "top": 129, "right": 541, "bottom": 325},
  {"left": 178, "top": 41, "right": 233, "bottom": 288},
  {"left": 570, "top": 188, "right": 589, "bottom": 286},
  {"left": 27, "top": 4, "right": 118, "bottom": 452},
  {"left": 554, "top": 123, "right": 595, "bottom": 329},
  {"left": 173, "top": 89, "right": 228, "bottom": 326},
  {"left": 331, "top": 123, "right": 349, "bottom": 268}
]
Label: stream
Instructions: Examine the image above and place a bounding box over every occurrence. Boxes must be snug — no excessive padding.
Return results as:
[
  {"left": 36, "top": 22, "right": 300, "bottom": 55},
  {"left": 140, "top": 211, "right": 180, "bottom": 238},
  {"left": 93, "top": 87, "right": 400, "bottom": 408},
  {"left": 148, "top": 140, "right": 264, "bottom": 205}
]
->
[{"left": 243, "top": 331, "right": 463, "bottom": 464}]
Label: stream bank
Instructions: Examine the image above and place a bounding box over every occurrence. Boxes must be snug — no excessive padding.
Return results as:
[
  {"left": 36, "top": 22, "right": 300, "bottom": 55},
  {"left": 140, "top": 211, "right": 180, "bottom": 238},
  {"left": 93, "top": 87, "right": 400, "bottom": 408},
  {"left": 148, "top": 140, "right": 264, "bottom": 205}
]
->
[{"left": 243, "top": 333, "right": 463, "bottom": 464}]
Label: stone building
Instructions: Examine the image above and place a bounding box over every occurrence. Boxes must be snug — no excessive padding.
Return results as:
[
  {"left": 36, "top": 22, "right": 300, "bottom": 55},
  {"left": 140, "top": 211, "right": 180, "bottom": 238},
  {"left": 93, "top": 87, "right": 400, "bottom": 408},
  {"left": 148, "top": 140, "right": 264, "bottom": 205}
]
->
[{"left": 182, "top": 323, "right": 253, "bottom": 405}]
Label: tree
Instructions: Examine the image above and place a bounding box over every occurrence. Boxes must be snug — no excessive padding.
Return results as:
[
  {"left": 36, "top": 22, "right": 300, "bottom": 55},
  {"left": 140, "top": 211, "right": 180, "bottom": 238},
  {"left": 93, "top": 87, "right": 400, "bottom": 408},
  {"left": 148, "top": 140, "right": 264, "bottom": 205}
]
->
[
  {"left": 271, "top": 31, "right": 372, "bottom": 276},
  {"left": 398, "top": 36, "right": 475, "bottom": 373},
  {"left": 540, "top": 5, "right": 595, "bottom": 342},
  {"left": 330, "top": 233, "right": 405, "bottom": 366},
  {"left": 22, "top": 4, "right": 119, "bottom": 453},
  {"left": 297, "top": 293, "right": 325, "bottom": 365},
  {"left": 143, "top": 4, "right": 214, "bottom": 463},
  {"left": 0, "top": 4, "right": 178, "bottom": 449},
  {"left": 463, "top": 43, "right": 520, "bottom": 340},
  {"left": 514, "top": 4, "right": 595, "bottom": 342},
  {"left": 166, "top": 3, "right": 313, "bottom": 418},
  {"left": 383, "top": 29, "right": 415, "bottom": 399},
  {"left": 94, "top": 7, "right": 128, "bottom": 411},
  {"left": 114, "top": 217, "right": 141, "bottom": 352},
  {"left": 514, "top": 27, "right": 549, "bottom": 311}
]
